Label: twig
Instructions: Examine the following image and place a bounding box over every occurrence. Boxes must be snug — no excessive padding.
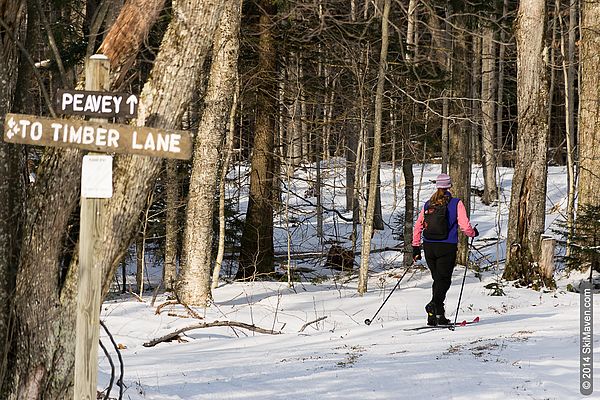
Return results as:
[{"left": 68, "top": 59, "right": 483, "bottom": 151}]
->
[
  {"left": 100, "top": 320, "right": 124, "bottom": 400},
  {"left": 298, "top": 316, "right": 328, "bottom": 333},
  {"left": 271, "top": 291, "right": 281, "bottom": 334},
  {"left": 150, "top": 280, "right": 163, "bottom": 307},
  {"left": 129, "top": 291, "right": 144, "bottom": 302},
  {"left": 98, "top": 339, "right": 114, "bottom": 400},
  {"left": 155, "top": 300, "right": 178, "bottom": 315},
  {"left": 181, "top": 301, "right": 203, "bottom": 320},
  {"left": 167, "top": 313, "right": 191, "bottom": 319},
  {"left": 143, "top": 321, "right": 281, "bottom": 347}
]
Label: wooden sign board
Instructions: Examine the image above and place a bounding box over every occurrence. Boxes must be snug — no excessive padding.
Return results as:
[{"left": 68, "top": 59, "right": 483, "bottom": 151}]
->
[
  {"left": 4, "top": 113, "right": 192, "bottom": 160},
  {"left": 56, "top": 89, "right": 138, "bottom": 119}
]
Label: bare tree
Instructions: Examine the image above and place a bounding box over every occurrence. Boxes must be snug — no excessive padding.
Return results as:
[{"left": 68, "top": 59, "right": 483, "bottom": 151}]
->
[
  {"left": 481, "top": 18, "right": 498, "bottom": 205},
  {"left": 503, "top": 0, "right": 552, "bottom": 286},
  {"left": 448, "top": 12, "right": 472, "bottom": 266},
  {"left": 578, "top": 0, "right": 600, "bottom": 209},
  {"left": 358, "top": 0, "right": 391, "bottom": 294},
  {"left": 164, "top": 160, "right": 180, "bottom": 290},
  {"left": 237, "top": 0, "right": 277, "bottom": 280},
  {"left": 0, "top": 0, "right": 26, "bottom": 392},
  {"left": 178, "top": 0, "right": 241, "bottom": 305}
]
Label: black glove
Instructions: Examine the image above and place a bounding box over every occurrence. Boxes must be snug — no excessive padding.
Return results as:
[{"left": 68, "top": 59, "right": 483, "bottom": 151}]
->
[
  {"left": 412, "top": 246, "right": 422, "bottom": 261},
  {"left": 473, "top": 227, "right": 479, "bottom": 237}
]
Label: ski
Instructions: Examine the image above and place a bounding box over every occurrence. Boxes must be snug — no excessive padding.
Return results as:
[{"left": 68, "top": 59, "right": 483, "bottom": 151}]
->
[{"left": 403, "top": 316, "right": 480, "bottom": 331}]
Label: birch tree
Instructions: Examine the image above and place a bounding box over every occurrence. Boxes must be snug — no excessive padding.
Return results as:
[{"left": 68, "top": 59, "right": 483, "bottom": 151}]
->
[
  {"left": 178, "top": 0, "right": 241, "bottom": 305},
  {"left": 358, "top": 0, "right": 390, "bottom": 294}
]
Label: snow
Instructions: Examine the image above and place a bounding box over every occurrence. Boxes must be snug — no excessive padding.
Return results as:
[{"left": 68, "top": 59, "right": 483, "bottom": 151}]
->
[{"left": 99, "top": 162, "right": 598, "bottom": 399}]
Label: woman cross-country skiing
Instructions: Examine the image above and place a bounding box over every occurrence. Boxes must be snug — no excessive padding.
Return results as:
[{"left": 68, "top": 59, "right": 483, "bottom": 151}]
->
[{"left": 412, "top": 173, "right": 478, "bottom": 326}]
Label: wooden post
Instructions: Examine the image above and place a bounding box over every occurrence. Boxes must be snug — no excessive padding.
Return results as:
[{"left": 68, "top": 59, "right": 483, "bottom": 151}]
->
[
  {"left": 540, "top": 236, "right": 556, "bottom": 280},
  {"left": 74, "top": 54, "right": 110, "bottom": 400}
]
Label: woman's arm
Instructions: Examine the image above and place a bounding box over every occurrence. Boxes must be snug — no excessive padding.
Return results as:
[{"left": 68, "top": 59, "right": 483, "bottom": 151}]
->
[
  {"left": 456, "top": 200, "right": 477, "bottom": 237},
  {"left": 412, "top": 208, "right": 425, "bottom": 246}
]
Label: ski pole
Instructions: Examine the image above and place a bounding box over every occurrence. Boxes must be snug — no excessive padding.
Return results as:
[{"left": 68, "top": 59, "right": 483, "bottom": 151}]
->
[
  {"left": 451, "top": 232, "right": 476, "bottom": 331},
  {"left": 365, "top": 264, "right": 412, "bottom": 326}
]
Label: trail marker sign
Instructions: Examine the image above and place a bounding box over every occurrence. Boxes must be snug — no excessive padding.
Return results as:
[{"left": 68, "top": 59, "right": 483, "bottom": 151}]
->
[
  {"left": 56, "top": 89, "right": 138, "bottom": 119},
  {"left": 4, "top": 113, "right": 192, "bottom": 160}
]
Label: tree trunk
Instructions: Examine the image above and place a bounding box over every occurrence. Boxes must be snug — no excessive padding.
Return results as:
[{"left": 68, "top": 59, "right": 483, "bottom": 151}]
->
[
  {"left": 358, "top": 0, "right": 390, "bottom": 294},
  {"left": 213, "top": 81, "right": 239, "bottom": 290},
  {"left": 449, "top": 13, "right": 472, "bottom": 266},
  {"left": 98, "top": 0, "right": 167, "bottom": 89},
  {"left": 7, "top": 1, "right": 224, "bottom": 398},
  {"left": 178, "top": 0, "right": 241, "bottom": 305},
  {"left": 579, "top": 0, "right": 600, "bottom": 208},
  {"left": 0, "top": 0, "right": 26, "bottom": 394},
  {"left": 164, "top": 160, "right": 179, "bottom": 290},
  {"left": 496, "top": 0, "right": 509, "bottom": 168},
  {"left": 562, "top": 0, "right": 577, "bottom": 256},
  {"left": 9, "top": 149, "right": 82, "bottom": 400},
  {"left": 237, "top": 0, "right": 277, "bottom": 280},
  {"left": 346, "top": 125, "right": 358, "bottom": 212},
  {"left": 406, "top": 0, "right": 418, "bottom": 60},
  {"left": 481, "top": 22, "right": 498, "bottom": 205},
  {"left": 402, "top": 140, "right": 415, "bottom": 267},
  {"left": 503, "top": 0, "right": 552, "bottom": 286},
  {"left": 471, "top": 31, "right": 482, "bottom": 165}
]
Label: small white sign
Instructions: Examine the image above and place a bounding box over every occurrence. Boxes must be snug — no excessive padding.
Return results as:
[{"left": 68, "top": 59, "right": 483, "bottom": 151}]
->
[{"left": 81, "top": 155, "right": 113, "bottom": 198}]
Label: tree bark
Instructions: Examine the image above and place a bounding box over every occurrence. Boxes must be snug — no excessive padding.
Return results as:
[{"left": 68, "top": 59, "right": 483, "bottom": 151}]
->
[
  {"left": 579, "top": 0, "right": 600, "bottom": 208},
  {"left": 213, "top": 81, "right": 239, "bottom": 290},
  {"left": 562, "top": 0, "right": 577, "bottom": 256},
  {"left": 402, "top": 142, "right": 414, "bottom": 267},
  {"left": 98, "top": 0, "right": 167, "bottom": 89},
  {"left": 358, "top": 0, "right": 390, "bottom": 294},
  {"left": 237, "top": 0, "right": 277, "bottom": 280},
  {"left": 4, "top": 0, "right": 225, "bottom": 398},
  {"left": 164, "top": 160, "right": 179, "bottom": 290},
  {"left": 178, "top": 0, "right": 241, "bottom": 305},
  {"left": 0, "top": 0, "right": 26, "bottom": 394},
  {"left": 496, "top": 0, "right": 509, "bottom": 168},
  {"left": 481, "top": 22, "right": 498, "bottom": 205},
  {"left": 448, "top": 13, "right": 472, "bottom": 266},
  {"left": 503, "top": 0, "right": 551, "bottom": 286}
]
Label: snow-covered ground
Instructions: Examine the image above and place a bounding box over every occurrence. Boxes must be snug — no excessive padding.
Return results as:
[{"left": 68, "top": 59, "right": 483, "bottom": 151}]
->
[{"left": 100, "top": 162, "right": 598, "bottom": 399}]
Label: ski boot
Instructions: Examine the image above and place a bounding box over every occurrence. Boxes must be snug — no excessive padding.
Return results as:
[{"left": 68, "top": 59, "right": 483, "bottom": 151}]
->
[
  {"left": 435, "top": 304, "right": 451, "bottom": 325},
  {"left": 425, "top": 302, "right": 437, "bottom": 326}
]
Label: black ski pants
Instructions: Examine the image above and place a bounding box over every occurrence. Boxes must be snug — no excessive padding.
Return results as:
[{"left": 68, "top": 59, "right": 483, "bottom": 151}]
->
[{"left": 423, "top": 242, "right": 458, "bottom": 314}]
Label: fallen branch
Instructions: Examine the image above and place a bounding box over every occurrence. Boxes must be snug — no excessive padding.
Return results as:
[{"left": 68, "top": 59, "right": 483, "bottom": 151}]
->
[
  {"left": 143, "top": 321, "right": 281, "bottom": 347},
  {"left": 155, "top": 300, "right": 178, "bottom": 315},
  {"left": 155, "top": 299, "right": 203, "bottom": 320},
  {"left": 298, "top": 316, "right": 327, "bottom": 333}
]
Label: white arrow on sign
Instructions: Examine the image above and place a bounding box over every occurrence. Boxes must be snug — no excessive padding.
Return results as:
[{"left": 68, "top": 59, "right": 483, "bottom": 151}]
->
[{"left": 126, "top": 95, "right": 138, "bottom": 115}]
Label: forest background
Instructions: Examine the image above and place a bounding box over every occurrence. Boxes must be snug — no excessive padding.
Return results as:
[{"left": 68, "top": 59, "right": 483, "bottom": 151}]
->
[{"left": 1, "top": 0, "right": 599, "bottom": 398}]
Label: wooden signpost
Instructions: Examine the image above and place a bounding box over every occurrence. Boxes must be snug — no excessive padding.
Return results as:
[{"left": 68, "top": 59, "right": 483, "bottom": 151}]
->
[
  {"left": 3, "top": 54, "right": 192, "bottom": 400},
  {"left": 4, "top": 113, "right": 192, "bottom": 160}
]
